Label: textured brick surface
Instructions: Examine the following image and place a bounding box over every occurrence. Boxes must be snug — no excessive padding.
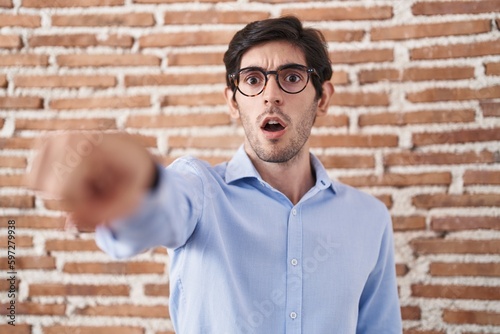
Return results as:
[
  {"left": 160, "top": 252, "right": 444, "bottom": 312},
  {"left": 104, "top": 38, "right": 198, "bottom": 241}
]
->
[{"left": 1, "top": 1, "right": 498, "bottom": 333}]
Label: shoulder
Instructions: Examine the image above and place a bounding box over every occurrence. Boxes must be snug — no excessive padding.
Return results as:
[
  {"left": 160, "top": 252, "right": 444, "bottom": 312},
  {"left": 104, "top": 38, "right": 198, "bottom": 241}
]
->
[
  {"left": 167, "top": 155, "right": 228, "bottom": 181},
  {"left": 330, "top": 179, "right": 391, "bottom": 225}
]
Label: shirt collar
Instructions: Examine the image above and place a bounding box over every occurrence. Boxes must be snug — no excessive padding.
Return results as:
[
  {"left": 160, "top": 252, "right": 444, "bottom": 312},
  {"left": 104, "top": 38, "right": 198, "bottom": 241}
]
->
[{"left": 225, "top": 145, "right": 336, "bottom": 193}]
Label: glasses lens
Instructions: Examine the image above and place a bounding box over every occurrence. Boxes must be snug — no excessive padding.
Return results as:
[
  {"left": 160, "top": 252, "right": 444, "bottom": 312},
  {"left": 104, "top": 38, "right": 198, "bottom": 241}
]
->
[
  {"left": 278, "top": 66, "right": 309, "bottom": 94},
  {"left": 237, "top": 68, "right": 266, "bottom": 96}
]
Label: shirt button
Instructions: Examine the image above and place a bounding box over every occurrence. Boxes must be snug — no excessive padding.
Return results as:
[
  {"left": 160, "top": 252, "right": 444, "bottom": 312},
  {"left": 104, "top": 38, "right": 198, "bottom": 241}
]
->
[
  {"left": 291, "top": 258, "right": 298, "bottom": 266},
  {"left": 292, "top": 209, "right": 297, "bottom": 216},
  {"left": 290, "top": 311, "right": 297, "bottom": 319}
]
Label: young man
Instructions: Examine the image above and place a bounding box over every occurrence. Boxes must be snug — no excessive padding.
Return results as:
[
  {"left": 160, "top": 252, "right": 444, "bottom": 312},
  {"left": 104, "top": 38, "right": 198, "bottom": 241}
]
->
[{"left": 28, "top": 16, "right": 402, "bottom": 334}]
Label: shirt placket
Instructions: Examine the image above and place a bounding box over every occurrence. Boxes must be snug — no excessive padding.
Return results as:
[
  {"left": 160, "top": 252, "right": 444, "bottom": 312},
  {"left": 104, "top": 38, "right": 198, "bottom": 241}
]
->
[{"left": 285, "top": 205, "right": 302, "bottom": 334}]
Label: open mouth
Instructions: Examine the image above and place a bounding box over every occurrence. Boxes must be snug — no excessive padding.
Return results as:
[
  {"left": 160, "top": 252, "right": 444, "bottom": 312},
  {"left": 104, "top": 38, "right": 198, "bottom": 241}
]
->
[
  {"left": 261, "top": 118, "right": 286, "bottom": 132},
  {"left": 263, "top": 120, "right": 285, "bottom": 132}
]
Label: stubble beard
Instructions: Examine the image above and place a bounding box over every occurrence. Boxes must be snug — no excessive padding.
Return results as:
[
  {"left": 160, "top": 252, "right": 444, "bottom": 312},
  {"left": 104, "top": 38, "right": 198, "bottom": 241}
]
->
[{"left": 240, "top": 102, "right": 318, "bottom": 165}]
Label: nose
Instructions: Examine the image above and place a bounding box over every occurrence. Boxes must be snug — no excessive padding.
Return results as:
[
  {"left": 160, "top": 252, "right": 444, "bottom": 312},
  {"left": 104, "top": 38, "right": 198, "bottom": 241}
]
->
[{"left": 262, "top": 74, "right": 283, "bottom": 105}]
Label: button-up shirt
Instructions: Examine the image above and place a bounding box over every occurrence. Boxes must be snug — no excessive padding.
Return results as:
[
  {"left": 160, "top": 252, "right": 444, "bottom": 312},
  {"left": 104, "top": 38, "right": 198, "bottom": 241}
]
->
[{"left": 96, "top": 146, "right": 402, "bottom": 334}]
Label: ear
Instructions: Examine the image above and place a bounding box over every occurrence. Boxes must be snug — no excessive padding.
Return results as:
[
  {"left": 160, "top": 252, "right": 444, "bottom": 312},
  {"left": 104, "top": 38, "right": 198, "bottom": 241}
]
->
[
  {"left": 224, "top": 87, "right": 240, "bottom": 120},
  {"left": 316, "top": 81, "right": 334, "bottom": 117}
]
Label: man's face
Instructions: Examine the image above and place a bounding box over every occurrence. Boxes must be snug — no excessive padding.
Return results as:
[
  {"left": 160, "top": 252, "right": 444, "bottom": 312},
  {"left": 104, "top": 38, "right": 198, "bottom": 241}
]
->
[{"left": 225, "top": 40, "right": 331, "bottom": 164}]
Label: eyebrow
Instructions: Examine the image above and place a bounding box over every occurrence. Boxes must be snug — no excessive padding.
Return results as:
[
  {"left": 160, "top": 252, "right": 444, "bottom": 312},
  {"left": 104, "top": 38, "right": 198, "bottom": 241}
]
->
[{"left": 239, "top": 63, "right": 308, "bottom": 71}]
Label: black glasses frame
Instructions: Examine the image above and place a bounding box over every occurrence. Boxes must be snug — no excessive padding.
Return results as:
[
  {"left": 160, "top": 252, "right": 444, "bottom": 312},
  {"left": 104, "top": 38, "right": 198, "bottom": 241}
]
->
[{"left": 229, "top": 64, "right": 317, "bottom": 97}]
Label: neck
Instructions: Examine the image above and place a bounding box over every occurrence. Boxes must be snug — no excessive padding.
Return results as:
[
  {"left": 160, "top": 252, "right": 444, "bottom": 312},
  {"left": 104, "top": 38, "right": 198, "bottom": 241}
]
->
[{"left": 246, "top": 145, "right": 315, "bottom": 205}]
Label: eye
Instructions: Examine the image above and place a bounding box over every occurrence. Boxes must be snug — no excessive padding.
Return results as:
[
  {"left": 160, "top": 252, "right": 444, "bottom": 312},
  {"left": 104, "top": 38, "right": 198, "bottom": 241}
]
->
[
  {"left": 281, "top": 69, "right": 305, "bottom": 84},
  {"left": 240, "top": 70, "right": 265, "bottom": 86}
]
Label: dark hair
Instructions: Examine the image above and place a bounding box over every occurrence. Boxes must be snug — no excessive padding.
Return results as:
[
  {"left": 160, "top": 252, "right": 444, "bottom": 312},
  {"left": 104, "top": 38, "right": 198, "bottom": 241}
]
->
[{"left": 223, "top": 16, "right": 332, "bottom": 100}]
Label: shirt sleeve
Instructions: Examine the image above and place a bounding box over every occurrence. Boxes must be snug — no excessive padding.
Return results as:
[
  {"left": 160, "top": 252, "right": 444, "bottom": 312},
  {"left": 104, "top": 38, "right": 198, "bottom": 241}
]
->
[
  {"left": 95, "top": 158, "right": 205, "bottom": 259},
  {"left": 357, "top": 211, "right": 403, "bottom": 334}
]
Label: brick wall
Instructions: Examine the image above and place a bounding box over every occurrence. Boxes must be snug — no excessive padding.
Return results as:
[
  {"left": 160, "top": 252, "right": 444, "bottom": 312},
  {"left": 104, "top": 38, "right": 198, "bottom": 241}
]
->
[{"left": 0, "top": 0, "right": 499, "bottom": 333}]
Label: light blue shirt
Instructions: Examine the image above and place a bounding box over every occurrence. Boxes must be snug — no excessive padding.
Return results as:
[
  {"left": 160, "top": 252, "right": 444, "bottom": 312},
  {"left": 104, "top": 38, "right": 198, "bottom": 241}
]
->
[{"left": 96, "top": 146, "right": 402, "bottom": 334}]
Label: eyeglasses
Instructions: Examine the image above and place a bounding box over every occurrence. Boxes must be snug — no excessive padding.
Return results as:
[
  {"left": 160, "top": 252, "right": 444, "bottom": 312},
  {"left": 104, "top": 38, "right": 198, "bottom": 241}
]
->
[{"left": 229, "top": 64, "right": 317, "bottom": 97}]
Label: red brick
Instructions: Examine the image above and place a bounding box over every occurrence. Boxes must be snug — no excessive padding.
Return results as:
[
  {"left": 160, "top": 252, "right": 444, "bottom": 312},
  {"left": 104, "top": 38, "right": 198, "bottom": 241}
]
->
[
  {"left": 0, "top": 96, "right": 42, "bottom": 109},
  {"left": 371, "top": 20, "right": 491, "bottom": 41},
  {"left": 393, "top": 216, "right": 426, "bottom": 231},
  {"left": 75, "top": 304, "right": 169, "bottom": 318},
  {"left": 404, "top": 330, "right": 444, "bottom": 334},
  {"left": 23, "top": 0, "right": 124, "bottom": 7},
  {"left": 0, "top": 324, "right": 30, "bottom": 334},
  {"left": 282, "top": 6, "right": 392, "bottom": 21},
  {"left": 443, "top": 309, "right": 500, "bottom": 326},
  {"left": 411, "top": 40, "right": 500, "bottom": 60},
  {"left": 63, "top": 261, "right": 165, "bottom": 274},
  {"left": 50, "top": 96, "right": 150, "bottom": 110},
  {"left": 140, "top": 30, "right": 235, "bottom": 48},
  {"left": 0, "top": 235, "right": 32, "bottom": 248},
  {"left": 430, "top": 262, "right": 500, "bottom": 277},
  {"left": 396, "top": 264, "right": 409, "bottom": 276},
  {"left": 16, "top": 119, "right": 117, "bottom": 131},
  {"left": 403, "top": 66, "right": 475, "bottom": 81},
  {"left": 168, "top": 135, "right": 243, "bottom": 150},
  {"left": 0, "top": 74, "right": 6, "bottom": 88},
  {"left": 412, "top": 284, "right": 500, "bottom": 300},
  {"left": 481, "top": 101, "right": 500, "bottom": 117},
  {"left": 168, "top": 51, "right": 223, "bottom": 66},
  {"left": 311, "top": 134, "right": 398, "bottom": 148},
  {"left": 57, "top": 54, "right": 160, "bottom": 67},
  {"left": 45, "top": 239, "right": 100, "bottom": 252},
  {"left": 43, "top": 199, "right": 72, "bottom": 211},
  {"left": 125, "top": 73, "right": 224, "bottom": 86},
  {"left": 161, "top": 93, "right": 225, "bottom": 106},
  {"left": 411, "top": 238, "right": 500, "bottom": 255},
  {"left": 332, "top": 92, "right": 390, "bottom": 107},
  {"left": 0, "top": 174, "right": 25, "bottom": 187},
  {"left": 0, "top": 302, "right": 65, "bottom": 316},
  {"left": 44, "top": 326, "right": 143, "bottom": 334},
  {"left": 318, "top": 154, "right": 375, "bottom": 169},
  {"left": 30, "top": 283, "right": 130, "bottom": 296},
  {"left": 412, "top": 0, "right": 500, "bottom": 15},
  {"left": 485, "top": 62, "right": 500, "bottom": 76},
  {"left": 0, "top": 156, "right": 27, "bottom": 168},
  {"left": 14, "top": 75, "right": 116, "bottom": 88},
  {"left": 0, "top": 14, "right": 41, "bottom": 27},
  {"left": 340, "top": 172, "right": 451, "bottom": 188},
  {"left": 165, "top": 10, "right": 268, "bottom": 24},
  {"left": 330, "top": 71, "right": 350, "bottom": 85},
  {"left": 314, "top": 114, "right": 349, "bottom": 128},
  {"left": 162, "top": 154, "right": 227, "bottom": 167},
  {"left": 0, "top": 0, "right": 12, "bottom": 7},
  {"left": 432, "top": 216, "right": 500, "bottom": 231},
  {"left": 359, "top": 109, "right": 475, "bottom": 127},
  {"left": 0, "top": 137, "right": 35, "bottom": 150},
  {"left": 331, "top": 48, "right": 393, "bottom": 64},
  {"left": 0, "top": 34, "right": 22, "bottom": 48},
  {"left": 322, "top": 29, "right": 365, "bottom": 42},
  {"left": 29, "top": 34, "right": 96, "bottom": 47},
  {"left": 0, "top": 54, "right": 49, "bottom": 66},
  {"left": 144, "top": 283, "right": 169, "bottom": 297},
  {"left": 53, "top": 13, "right": 154, "bottom": 26},
  {"left": 413, "top": 193, "right": 500, "bottom": 209},
  {"left": 2, "top": 215, "right": 64, "bottom": 229},
  {"left": 413, "top": 128, "right": 500, "bottom": 146},
  {"left": 126, "top": 113, "right": 230, "bottom": 128},
  {"left": 401, "top": 306, "right": 421, "bottom": 320},
  {"left": 359, "top": 69, "right": 400, "bottom": 84},
  {"left": 0, "top": 195, "right": 34, "bottom": 208},
  {"left": 464, "top": 170, "right": 500, "bottom": 185},
  {"left": 407, "top": 85, "right": 500, "bottom": 103}
]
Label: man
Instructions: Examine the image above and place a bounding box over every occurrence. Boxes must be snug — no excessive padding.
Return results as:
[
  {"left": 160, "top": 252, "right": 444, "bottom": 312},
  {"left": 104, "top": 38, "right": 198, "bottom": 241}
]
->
[{"left": 28, "top": 16, "right": 402, "bottom": 334}]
